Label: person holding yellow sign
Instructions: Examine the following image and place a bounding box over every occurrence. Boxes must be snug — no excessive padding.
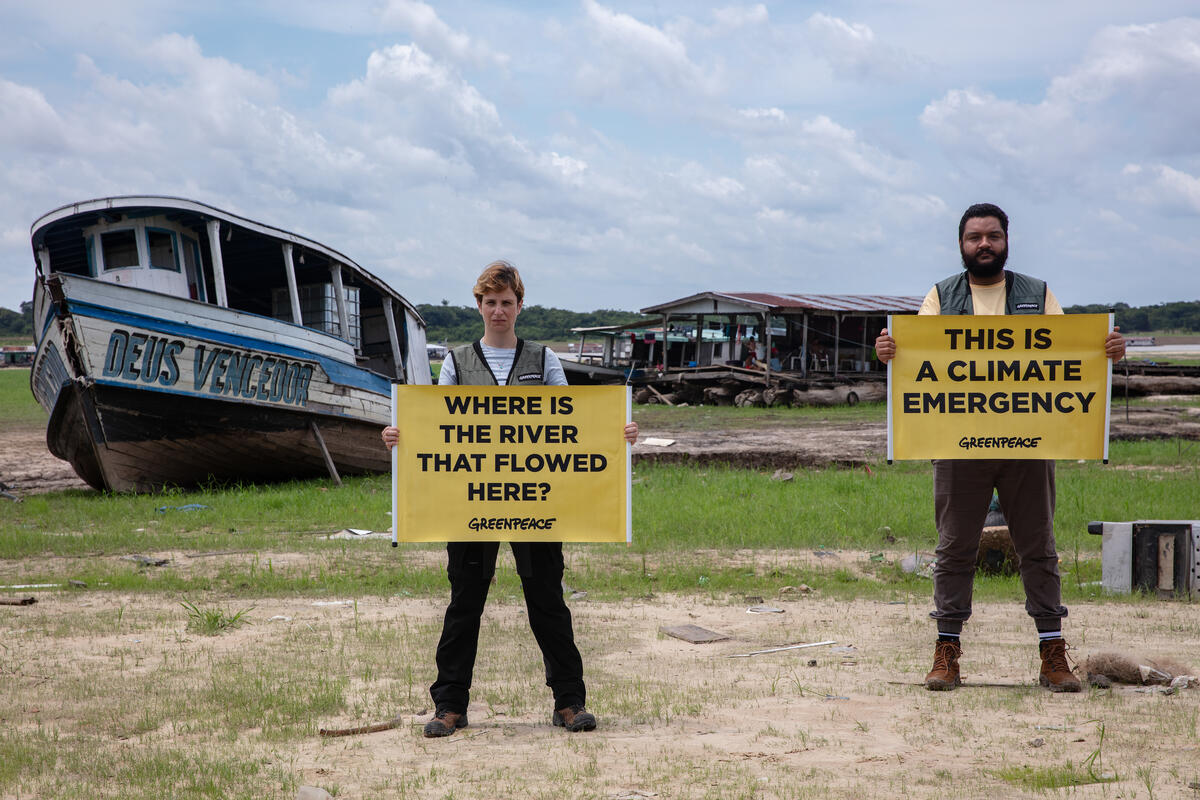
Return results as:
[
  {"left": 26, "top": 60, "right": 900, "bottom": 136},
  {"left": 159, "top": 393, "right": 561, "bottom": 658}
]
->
[
  {"left": 875, "top": 203, "right": 1125, "bottom": 693},
  {"left": 383, "top": 260, "right": 637, "bottom": 737}
]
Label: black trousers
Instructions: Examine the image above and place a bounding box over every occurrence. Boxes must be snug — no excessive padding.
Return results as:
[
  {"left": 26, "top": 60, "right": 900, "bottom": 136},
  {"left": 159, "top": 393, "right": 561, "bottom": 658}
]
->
[{"left": 429, "top": 541, "right": 585, "bottom": 714}]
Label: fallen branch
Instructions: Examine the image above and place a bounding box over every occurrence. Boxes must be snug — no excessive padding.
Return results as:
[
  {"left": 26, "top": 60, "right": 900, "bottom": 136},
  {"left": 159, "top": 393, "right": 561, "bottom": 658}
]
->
[
  {"left": 319, "top": 716, "right": 403, "bottom": 738},
  {"left": 0, "top": 597, "right": 37, "bottom": 606}
]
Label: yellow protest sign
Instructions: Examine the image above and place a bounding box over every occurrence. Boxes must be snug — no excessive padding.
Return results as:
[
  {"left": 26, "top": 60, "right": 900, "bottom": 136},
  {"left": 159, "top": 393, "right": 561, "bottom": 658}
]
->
[
  {"left": 887, "top": 314, "right": 1113, "bottom": 461},
  {"left": 390, "top": 385, "right": 631, "bottom": 542}
]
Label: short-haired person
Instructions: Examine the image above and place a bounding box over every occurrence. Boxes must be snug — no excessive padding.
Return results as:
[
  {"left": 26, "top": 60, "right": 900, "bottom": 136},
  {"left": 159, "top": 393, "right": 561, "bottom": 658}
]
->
[
  {"left": 382, "top": 260, "right": 638, "bottom": 736},
  {"left": 874, "top": 203, "right": 1125, "bottom": 692}
]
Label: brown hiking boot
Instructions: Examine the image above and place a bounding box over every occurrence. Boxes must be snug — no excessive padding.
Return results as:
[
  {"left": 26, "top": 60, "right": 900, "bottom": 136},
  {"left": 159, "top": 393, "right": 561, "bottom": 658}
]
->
[
  {"left": 924, "top": 640, "right": 962, "bottom": 690},
  {"left": 1039, "top": 639, "right": 1082, "bottom": 692},
  {"left": 423, "top": 708, "right": 467, "bottom": 738},
  {"left": 552, "top": 704, "right": 597, "bottom": 732}
]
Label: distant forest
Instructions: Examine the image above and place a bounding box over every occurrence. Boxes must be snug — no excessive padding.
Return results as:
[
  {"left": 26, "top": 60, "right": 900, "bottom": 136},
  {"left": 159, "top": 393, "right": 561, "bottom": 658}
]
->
[
  {"left": 3, "top": 299, "right": 1198, "bottom": 342},
  {"left": 1063, "top": 301, "right": 1200, "bottom": 333},
  {"left": 0, "top": 302, "right": 33, "bottom": 338},
  {"left": 417, "top": 303, "right": 646, "bottom": 344}
]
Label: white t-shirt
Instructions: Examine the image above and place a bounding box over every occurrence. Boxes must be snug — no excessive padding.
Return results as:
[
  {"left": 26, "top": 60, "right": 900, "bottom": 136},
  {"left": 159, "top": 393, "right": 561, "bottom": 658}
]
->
[{"left": 439, "top": 342, "right": 567, "bottom": 386}]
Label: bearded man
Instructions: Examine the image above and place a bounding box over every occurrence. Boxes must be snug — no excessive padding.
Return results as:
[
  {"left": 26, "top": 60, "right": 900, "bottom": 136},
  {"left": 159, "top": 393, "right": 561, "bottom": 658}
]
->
[{"left": 874, "top": 203, "right": 1126, "bottom": 692}]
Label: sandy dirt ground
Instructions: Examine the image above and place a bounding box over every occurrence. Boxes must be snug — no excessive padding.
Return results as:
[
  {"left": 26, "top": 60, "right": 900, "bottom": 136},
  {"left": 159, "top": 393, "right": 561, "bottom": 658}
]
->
[{"left": 3, "top": 583, "right": 1199, "bottom": 799}]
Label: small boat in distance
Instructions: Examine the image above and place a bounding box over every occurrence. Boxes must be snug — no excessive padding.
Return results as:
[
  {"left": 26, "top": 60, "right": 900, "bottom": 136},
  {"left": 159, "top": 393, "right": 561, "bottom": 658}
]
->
[{"left": 30, "top": 196, "right": 431, "bottom": 492}]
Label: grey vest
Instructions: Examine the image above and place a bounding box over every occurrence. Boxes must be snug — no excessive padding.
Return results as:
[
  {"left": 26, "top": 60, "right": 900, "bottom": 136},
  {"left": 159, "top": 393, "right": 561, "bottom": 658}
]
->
[
  {"left": 449, "top": 339, "right": 547, "bottom": 386},
  {"left": 935, "top": 270, "right": 1047, "bottom": 315}
]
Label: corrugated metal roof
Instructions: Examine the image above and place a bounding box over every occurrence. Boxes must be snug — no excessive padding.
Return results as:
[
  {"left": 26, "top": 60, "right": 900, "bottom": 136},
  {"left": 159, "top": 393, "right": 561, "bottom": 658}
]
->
[{"left": 642, "top": 291, "right": 922, "bottom": 315}]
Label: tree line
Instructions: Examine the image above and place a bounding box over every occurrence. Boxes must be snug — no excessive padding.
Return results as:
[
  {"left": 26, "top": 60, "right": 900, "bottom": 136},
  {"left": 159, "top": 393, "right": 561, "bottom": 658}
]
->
[
  {"left": 1063, "top": 300, "right": 1200, "bottom": 333},
  {"left": 4, "top": 298, "right": 1198, "bottom": 342},
  {"left": 0, "top": 302, "right": 33, "bottom": 338},
  {"left": 417, "top": 303, "right": 647, "bottom": 344}
]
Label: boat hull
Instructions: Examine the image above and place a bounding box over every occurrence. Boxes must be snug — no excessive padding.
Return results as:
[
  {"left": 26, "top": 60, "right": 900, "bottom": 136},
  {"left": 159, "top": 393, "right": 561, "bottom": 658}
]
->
[{"left": 33, "top": 274, "right": 392, "bottom": 492}]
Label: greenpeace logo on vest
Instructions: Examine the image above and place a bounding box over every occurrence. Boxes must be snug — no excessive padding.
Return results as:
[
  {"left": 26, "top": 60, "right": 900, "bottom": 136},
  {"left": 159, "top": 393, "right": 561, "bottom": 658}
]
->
[
  {"left": 1014, "top": 303, "right": 1040, "bottom": 310},
  {"left": 515, "top": 372, "right": 543, "bottom": 382}
]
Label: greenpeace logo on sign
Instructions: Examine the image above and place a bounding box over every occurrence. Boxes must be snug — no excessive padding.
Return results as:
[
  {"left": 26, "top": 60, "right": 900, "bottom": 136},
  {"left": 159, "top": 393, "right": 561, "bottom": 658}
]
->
[
  {"left": 958, "top": 436, "right": 1043, "bottom": 450},
  {"left": 468, "top": 517, "right": 557, "bottom": 531}
]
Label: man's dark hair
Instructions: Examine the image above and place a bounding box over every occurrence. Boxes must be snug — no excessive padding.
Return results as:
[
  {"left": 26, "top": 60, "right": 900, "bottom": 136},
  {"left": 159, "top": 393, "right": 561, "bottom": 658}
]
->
[{"left": 958, "top": 203, "right": 1009, "bottom": 240}]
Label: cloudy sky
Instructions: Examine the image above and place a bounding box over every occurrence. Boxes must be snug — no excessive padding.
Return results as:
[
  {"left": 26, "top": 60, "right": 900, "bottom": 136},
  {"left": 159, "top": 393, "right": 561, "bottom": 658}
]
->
[{"left": 3, "top": 1, "right": 1199, "bottom": 315}]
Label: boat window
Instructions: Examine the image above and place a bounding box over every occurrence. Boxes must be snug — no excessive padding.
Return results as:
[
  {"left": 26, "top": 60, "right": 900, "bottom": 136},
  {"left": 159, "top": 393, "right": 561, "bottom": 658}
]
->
[
  {"left": 147, "top": 229, "right": 180, "bottom": 271},
  {"left": 100, "top": 229, "right": 139, "bottom": 270}
]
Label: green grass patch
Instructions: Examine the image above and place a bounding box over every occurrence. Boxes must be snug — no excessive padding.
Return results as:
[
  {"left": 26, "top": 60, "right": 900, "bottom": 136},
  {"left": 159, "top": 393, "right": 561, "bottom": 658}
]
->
[
  {"left": 0, "top": 367, "right": 45, "bottom": 426},
  {"left": 992, "top": 763, "right": 1118, "bottom": 791}
]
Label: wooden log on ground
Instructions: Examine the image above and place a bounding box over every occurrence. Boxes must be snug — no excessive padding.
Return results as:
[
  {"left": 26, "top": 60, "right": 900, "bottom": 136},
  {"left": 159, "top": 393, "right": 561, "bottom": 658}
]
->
[
  {"left": 791, "top": 387, "right": 853, "bottom": 406},
  {"left": 763, "top": 387, "right": 792, "bottom": 407},
  {"left": 734, "top": 389, "right": 765, "bottom": 407},
  {"left": 844, "top": 382, "right": 886, "bottom": 405},
  {"left": 1111, "top": 374, "right": 1200, "bottom": 397},
  {"left": 703, "top": 386, "right": 734, "bottom": 406},
  {"left": 633, "top": 388, "right": 653, "bottom": 404},
  {"left": 0, "top": 597, "right": 37, "bottom": 606}
]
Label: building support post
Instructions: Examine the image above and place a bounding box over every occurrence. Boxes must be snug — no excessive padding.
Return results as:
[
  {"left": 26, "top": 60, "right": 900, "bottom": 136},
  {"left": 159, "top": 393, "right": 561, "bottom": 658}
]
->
[{"left": 833, "top": 314, "right": 841, "bottom": 378}]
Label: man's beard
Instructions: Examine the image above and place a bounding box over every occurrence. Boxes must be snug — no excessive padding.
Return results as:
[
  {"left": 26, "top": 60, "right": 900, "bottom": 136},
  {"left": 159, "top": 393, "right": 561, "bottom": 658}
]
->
[{"left": 961, "top": 245, "right": 1008, "bottom": 279}]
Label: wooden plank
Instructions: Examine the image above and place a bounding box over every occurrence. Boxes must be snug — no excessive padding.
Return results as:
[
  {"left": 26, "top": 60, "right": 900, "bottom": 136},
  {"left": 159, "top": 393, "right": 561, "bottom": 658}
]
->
[
  {"left": 1159, "top": 534, "right": 1175, "bottom": 592},
  {"left": 660, "top": 624, "right": 729, "bottom": 644},
  {"left": 646, "top": 384, "right": 675, "bottom": 406}
]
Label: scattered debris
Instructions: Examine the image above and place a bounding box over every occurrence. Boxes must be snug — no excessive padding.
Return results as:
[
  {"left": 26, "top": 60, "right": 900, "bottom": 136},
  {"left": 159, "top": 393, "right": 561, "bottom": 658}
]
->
[
  {"left": 770, "top": 469, "right": 794, "bottom": 482},
  {"left": 747, "top": 605, "right": 784, "bottom": 614},
  {"left": 830, "top": 645, "right": 857, "bottom": 655},
  {"left": 613, "top": 791, "right": 658, "bottom": 800},
  {"left": 744, "top": 595, "right": 764, "bottom": 604},
  {"left": 1029, "top": 737, "right": 1045, "bottom": 748},
  {"left": 312, "top": 600, "right": 355, "bottom": 607},
  {"left": 641, "top": 437, "right": 676, "bottom": 447},
  {"left": 0, "top": 481, "right": 21, "bottom": 502},
  {"left": 121, "top": 555, "right": 169, "bottom": 567},
  {"left": 561, "top": 580, "right": 587, "bottom": 600},
  {"left": 661, "top": 624, "right": 730, "bottom": 644},
  {"left": 0, "top": 597, "right": 37, "bottom": 606},
  {"left": 0, "top": 583, "right": 60, "bottom": 590},
  {"left": 778, "top": 585, "right": 811, "bottom": 595},
  {"left": 268, "top": 615, "right": 292, "bottom": 623},
  {"left": 900, "top": 552, "right": 936, "bottom": 576},
  {"left": 328, "top": 529, "right": 390, "bottom": 539},
  {"left": 1085, "top": 651, "right": 1194, "bottom": 686},
  {"left": 155, "top": 503, "right": 210, "bottom": 513},
  {"left": 185, "top": 550, "right": 252, "bottom": 558},
  {"left": 68, "top": 580, "right": 87, "bottom": 589},
  {"left": 728, "top": 640, "right": 836, "bottom": 658},
  {"left": 297, "top": 785, "right": 336, "bottom": 799},
  {"left": 806, "top": 659, "right": 817, "bottom": 667}
]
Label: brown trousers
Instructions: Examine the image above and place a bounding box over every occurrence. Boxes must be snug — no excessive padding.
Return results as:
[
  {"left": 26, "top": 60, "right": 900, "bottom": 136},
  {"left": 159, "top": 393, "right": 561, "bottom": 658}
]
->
[{"left": 931, "top": 459, "right": 1067, "bottom": 635}]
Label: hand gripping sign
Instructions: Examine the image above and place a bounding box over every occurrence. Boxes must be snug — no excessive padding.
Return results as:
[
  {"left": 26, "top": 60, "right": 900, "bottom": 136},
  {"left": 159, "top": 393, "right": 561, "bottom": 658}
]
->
[
  {"left": 391, "top": 385, "right": 632, "bottom": 542},
  {"left": 886, "top": 314, "right": 1113, "bottom": 461}
]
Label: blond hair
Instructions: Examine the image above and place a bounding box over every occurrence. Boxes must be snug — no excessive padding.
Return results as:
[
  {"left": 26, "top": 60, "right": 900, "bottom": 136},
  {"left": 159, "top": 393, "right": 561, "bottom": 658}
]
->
[{"left": 472, "top": 260, "right": 525, "bottom": 304}]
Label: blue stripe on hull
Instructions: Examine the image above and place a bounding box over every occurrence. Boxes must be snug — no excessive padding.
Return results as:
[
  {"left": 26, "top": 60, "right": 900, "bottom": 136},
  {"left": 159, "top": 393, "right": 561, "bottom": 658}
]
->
[{"left": 66, "top": 299, "right": 390, "bottom": 395}]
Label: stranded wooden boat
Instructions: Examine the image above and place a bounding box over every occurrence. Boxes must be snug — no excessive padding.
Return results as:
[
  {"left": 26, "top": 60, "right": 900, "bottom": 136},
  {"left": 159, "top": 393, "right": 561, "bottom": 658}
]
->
[{"left": 30, "top": 196, "right": 430, "bottom": 492}]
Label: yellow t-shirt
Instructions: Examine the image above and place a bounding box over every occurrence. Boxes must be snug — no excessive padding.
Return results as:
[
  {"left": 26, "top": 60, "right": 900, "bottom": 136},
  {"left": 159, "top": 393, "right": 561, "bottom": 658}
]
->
[{"left": 919, "top": 279, "right": 1063, "bottom": 316}]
